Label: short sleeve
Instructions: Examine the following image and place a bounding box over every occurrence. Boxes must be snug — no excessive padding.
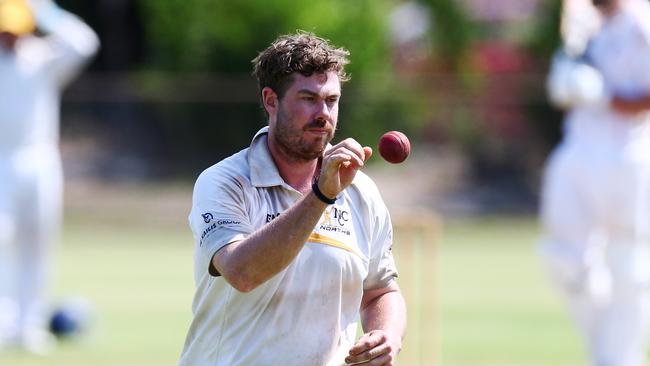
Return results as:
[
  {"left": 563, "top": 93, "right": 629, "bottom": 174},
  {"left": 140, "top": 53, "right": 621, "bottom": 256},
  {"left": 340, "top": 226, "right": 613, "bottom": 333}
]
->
[
  {"left": 188, "top": 166, "right": 255, "bottom": 272},
  {"left": 363, "top": 190, "right": 398, "bottom": 290}
]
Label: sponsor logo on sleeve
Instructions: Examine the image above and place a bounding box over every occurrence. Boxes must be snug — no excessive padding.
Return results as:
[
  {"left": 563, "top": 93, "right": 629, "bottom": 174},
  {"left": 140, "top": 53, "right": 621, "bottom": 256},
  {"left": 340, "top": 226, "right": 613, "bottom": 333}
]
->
[
  {"left": 202, "top": 213, "right": 214, "bottom": 223},
  {"left": 199, "top": 217, "right": 242, "bottom": 247}
]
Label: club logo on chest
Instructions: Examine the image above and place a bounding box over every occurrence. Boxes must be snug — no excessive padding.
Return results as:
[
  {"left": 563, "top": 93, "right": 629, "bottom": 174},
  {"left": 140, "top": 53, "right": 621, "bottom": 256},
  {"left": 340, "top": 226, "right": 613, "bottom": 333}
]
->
[{"left": 320, "top": 206, "right": 351, "bottom": 235}]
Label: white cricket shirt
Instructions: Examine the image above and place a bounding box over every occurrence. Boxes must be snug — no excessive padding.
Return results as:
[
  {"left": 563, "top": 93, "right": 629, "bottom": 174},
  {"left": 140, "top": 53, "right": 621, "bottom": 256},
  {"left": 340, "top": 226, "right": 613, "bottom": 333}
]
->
[
  {"left": 179, "top": 127, "right": 398, "bottom": 366},
  {"left": 565, "top": 0, "right": 650, "bottom": 156},
  {"left": 0, "top": 6, "right": 99, "bottom": 152}
]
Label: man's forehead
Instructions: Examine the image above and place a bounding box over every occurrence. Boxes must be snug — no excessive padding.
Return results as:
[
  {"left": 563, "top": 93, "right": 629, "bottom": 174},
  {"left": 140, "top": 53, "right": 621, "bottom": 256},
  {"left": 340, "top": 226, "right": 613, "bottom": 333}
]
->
[{"left": 289, "top": 72, "right": 341, "bottom": 93}]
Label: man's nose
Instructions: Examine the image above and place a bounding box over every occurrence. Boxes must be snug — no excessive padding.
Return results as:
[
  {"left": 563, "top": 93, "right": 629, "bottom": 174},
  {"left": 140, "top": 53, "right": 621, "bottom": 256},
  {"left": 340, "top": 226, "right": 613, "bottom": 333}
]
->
[{"left": 314, "top": 100, "right": 333, "bottom": 120}]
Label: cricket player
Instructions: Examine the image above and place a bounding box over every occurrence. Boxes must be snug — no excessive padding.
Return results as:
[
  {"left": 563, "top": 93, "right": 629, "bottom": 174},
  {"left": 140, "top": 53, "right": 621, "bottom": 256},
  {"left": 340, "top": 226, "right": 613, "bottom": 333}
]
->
[
  {"left": 0, "top": 0, "right": 98, "bottom": 353},
  {"left": 178, "top": 32, "right": 406, "bottom": 366},
  {"left": 540, "top": 0, "right": 650, "bottom": 365},
  {"left": 560, "top": 0, "right": 602, "bottom": 58}
]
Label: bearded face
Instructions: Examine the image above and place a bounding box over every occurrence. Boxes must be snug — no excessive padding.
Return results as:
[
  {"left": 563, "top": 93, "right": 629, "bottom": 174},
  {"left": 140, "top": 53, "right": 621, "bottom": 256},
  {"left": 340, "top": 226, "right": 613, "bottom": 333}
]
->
[
  {"left": 267, "top": 72, "right": 340, "bottom": 163},
  {"left": 273, "top": 102, "right": 335, "bottom": 161}
]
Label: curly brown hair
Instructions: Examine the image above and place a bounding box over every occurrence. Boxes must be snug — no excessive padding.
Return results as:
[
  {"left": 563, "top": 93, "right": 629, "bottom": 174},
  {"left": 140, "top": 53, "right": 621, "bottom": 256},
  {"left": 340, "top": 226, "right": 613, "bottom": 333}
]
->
[{"left": 252, "top": 31, "right": 350, "bottom": 105}]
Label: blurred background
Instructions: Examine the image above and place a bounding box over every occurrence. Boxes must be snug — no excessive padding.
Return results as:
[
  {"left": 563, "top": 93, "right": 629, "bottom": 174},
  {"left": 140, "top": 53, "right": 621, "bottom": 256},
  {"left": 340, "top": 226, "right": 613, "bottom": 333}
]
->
[
  {"left": 57, "top": 0, "right": 562, "bottom": 201},
  {"left": 1, "top": 0, "right": 588, "bottom": 365}
]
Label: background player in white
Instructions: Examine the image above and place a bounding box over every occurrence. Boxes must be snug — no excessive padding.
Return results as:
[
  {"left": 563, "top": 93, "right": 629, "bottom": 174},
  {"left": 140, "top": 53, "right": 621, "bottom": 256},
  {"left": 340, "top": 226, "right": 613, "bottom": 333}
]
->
[
  {"left": 560, "top": 0, "right": 602, "bottom": 58},
  {"left": 541, "top": 0, "right": 650, "bottom": 365},
  {"left": 178, "top": 32, "right": 406, "bottom": 366},
  {"left": 0, "top": 0, "right": 98, "bottom": 353}
]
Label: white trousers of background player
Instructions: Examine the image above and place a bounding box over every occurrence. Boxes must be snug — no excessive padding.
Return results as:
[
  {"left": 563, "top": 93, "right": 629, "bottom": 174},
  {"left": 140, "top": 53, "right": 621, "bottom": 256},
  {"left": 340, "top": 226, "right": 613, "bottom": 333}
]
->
[
  {"left": 539, "top": 142, "right": 650, "bottom": 366},
  {"left": 0, "top": 145, "right": 62, "bottom": 344}
]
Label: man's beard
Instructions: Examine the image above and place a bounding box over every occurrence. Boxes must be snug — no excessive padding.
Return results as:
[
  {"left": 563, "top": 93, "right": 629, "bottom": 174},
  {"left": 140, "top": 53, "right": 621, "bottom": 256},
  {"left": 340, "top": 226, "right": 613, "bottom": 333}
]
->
[{"left": 273, "top": 105, "right": 334, "bottom": 162}]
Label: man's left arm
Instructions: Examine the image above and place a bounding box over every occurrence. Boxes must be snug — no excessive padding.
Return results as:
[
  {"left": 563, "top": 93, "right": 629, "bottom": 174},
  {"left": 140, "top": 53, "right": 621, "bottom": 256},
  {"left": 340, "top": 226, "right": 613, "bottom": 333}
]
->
[{"left": 345, "top": 282, "right": 406, "bottom": 366}]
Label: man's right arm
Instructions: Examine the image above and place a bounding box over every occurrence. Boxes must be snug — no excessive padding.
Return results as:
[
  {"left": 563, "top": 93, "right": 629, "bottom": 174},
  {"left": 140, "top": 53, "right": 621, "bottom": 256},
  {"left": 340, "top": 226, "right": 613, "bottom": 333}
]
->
[
  {"left": 212, "top": 138, "right": 372, "bottom": 293},
  {"left": 212, "top": 189, "right": 329, "bottom": 293}
]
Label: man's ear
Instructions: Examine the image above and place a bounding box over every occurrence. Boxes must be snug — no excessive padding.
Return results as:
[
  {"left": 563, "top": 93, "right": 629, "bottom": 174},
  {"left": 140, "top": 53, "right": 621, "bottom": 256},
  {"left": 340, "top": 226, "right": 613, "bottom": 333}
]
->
[{"left": 262, "top": 87, "right": 278, "bottom": 117}]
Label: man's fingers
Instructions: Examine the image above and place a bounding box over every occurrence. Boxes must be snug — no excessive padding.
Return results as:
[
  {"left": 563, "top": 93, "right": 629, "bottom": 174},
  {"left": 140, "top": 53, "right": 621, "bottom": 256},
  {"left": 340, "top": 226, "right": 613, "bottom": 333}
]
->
[
  {"left": 345, "top": 342, "right": 392, "bottom": 365},
  {"left": 348, "top": 331, "right": 386, "bottom": 355},
  {"left": 325, "top": 146, "right": 365, "bottom": 168},
  {"left": 331, "top": 138, "right": 366, "bottom": 161},
  {"left": 325, "top": 138, "right": 372, "bottom": 165},
  {"left": 347, "top": 353, "right": 392, "bottom": 366},
  {"left": 324, "top": 152, "right": 356, "bottom": 172},
  {"left": 363, "top": 146, "right": 373, "bottom": 163}
]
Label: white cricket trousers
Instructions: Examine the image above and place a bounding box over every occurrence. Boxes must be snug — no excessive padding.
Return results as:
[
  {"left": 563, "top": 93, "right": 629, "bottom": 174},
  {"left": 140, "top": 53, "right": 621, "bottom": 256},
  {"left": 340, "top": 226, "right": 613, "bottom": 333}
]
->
[
  {"left": 0, "top": 144, "right": 62, "bottom": 339},
  {"left": 539, "top": 141, "right": 650, "bottom": 366}
]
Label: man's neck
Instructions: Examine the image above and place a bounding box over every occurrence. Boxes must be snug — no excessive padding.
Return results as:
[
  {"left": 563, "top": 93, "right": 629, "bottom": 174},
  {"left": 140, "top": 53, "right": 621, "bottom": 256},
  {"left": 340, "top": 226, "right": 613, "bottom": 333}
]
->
[{"left": 267, "top": 143, "right": 319, "bottom": 194}]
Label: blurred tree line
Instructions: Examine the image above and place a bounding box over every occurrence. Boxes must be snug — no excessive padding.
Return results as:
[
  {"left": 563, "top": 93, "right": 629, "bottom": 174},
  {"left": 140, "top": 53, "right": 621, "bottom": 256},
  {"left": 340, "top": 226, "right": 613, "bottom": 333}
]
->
[{"left": 57, "top": 0, "right": 563, "bottom": 190}]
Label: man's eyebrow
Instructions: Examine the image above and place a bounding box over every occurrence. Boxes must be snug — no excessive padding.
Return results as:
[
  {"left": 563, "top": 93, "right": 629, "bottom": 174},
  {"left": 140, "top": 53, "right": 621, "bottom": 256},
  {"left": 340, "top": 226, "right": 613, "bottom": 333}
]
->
[
  {"left": 297, "top": 89, "right": 319, "bottom": 96},
  {"left": 297, "top": 89, "right": 340, "bottom": 97}
]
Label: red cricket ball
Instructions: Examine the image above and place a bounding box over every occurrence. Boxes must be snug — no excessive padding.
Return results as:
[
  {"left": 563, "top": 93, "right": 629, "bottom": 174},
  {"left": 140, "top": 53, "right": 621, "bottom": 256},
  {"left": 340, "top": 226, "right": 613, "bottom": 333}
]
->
[{"left": 378, "top": 131, "right": 411, "bottom": 164}]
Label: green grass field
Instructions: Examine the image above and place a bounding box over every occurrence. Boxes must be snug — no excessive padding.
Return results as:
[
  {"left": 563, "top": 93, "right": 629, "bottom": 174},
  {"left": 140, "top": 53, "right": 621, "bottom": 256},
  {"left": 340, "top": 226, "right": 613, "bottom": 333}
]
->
[
  {"left": 0, "top": 184, "right": 586, "bottom": 366},
  {"left": 439, "top": 217, "right": 585, "bottom": 366}
]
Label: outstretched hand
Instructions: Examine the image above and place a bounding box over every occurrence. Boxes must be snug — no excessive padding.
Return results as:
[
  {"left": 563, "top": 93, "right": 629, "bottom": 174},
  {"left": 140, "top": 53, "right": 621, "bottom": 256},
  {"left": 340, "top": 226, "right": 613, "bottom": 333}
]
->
[{"left": 317, "top": 138, "right": 372, "bottom": 199}]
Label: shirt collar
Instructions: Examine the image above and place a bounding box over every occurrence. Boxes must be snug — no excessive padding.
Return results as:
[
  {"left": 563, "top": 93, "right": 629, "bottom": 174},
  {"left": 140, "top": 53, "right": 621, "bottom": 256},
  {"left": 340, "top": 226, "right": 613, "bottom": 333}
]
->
[
  {"left": 248, "top": 126, "right": 334, "bottom": 188},
  {"left": 248, "top": 126, "right": 285, "bottom": 188}
]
